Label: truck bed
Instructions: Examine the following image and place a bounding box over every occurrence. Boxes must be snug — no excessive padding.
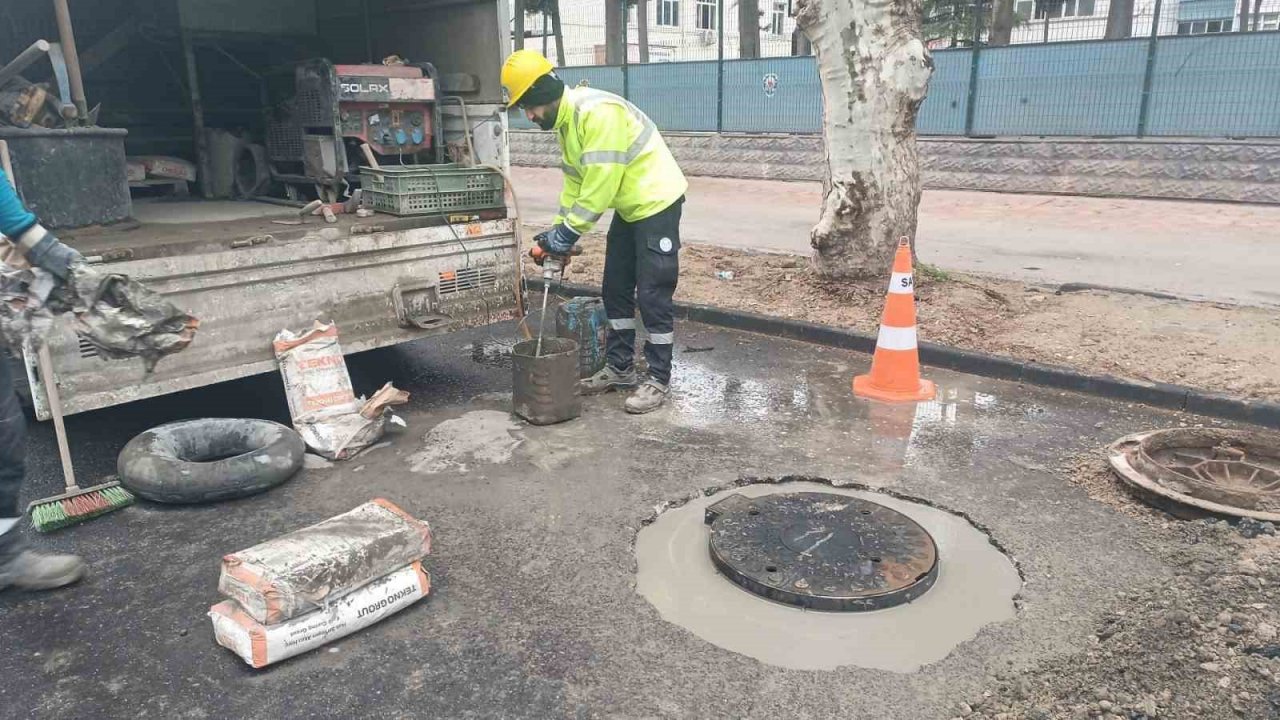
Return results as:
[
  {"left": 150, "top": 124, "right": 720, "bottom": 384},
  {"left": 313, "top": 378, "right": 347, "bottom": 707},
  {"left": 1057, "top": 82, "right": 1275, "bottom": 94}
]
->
[{"left": 24, "top": 198, "right": 522, "bottom": 419}]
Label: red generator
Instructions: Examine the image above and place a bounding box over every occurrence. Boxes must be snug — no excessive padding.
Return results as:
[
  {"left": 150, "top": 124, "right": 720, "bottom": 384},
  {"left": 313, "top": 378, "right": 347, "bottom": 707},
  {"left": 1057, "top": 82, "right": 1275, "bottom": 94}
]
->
[{"left": 265, "top": 59, "right": 442, "bottom": 200}]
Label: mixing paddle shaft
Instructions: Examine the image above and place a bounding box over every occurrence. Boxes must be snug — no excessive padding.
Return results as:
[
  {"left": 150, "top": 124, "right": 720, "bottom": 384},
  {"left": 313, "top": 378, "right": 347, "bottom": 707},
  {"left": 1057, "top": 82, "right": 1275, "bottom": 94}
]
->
[{"left": 530, "top": 245, "right": 579, "bottom": 357}]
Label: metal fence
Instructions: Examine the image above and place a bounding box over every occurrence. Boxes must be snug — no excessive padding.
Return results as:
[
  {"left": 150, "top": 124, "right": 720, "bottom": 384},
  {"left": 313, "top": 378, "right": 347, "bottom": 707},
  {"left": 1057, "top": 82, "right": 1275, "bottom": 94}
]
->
[{"left": 511, "top": 0, "right": 1280, "bottom": 138}]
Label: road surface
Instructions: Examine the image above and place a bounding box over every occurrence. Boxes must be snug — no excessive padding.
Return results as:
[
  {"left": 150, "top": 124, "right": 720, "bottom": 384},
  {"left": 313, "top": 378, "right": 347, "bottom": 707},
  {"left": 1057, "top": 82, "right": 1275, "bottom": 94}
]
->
[
  {"left": 3, "top": 320, "right": 1196, "bottom": 719},
  {"left": 512, "top": 166, "right": 1280, "bottom": 306}
]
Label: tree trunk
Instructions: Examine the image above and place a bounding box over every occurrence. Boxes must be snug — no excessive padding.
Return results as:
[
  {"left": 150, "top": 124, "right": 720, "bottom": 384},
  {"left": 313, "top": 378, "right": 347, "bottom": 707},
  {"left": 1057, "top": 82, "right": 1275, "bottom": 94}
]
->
[
  {"left": 1251, "top": 0, "right": 1262, "bottom": 29},
  {"left": 606, "top": 0, "right": 625, "bottom": 64},
  {"left": 792, "top": 28, "right": 813, "bottom": 55},
  {"left": 552, "top": 4, "right": 567, "bottom": 65},
  {"left": 1239, "top": 0, "right": 1250, "bottom": 34},
  {"left": 637, "top": 0, "right": 651, "bottom": 62},
  {"left": 740, "top": 0, "right": 762, "bottom": 58},
  {"left": 989, "top": 0, "right": 1016, "bottom": 45},
  {"left": 514, "top": 0, "right": 526, "bottom": 51},
  {"left": 794, "top": 0, "right": 933, "bottom": 278},
  {"left": 1104, "top": 0, "right": 1133, "bottom": 38}
]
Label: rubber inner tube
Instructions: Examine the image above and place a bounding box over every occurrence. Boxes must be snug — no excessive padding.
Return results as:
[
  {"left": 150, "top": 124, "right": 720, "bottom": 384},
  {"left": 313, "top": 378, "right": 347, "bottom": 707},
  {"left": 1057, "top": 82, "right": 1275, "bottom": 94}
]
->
[{"left": 118, "top": 418, "right": 304, "bottom": 504}]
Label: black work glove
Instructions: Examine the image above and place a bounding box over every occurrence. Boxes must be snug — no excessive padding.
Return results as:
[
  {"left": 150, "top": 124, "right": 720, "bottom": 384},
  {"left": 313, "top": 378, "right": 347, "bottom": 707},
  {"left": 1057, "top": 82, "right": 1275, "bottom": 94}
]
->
[{"left": 534, "top": 224, "right": 579, "bottom": 256}]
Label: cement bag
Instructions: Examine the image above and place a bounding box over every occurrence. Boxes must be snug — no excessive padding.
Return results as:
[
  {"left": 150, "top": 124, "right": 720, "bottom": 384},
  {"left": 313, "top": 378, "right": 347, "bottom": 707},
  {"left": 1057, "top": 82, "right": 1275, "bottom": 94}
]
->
[
  {"left": 210, "top": 562, "right": 430, "bottom": 668},
  {"left": 219, "top": 499, "right": 432, "bottom": 624},
  {"left": 273, "top": 322, "right": 408, "bottom": 459},
  {"left": 135, "top": 155, "right": 197, "bottom": 182}
]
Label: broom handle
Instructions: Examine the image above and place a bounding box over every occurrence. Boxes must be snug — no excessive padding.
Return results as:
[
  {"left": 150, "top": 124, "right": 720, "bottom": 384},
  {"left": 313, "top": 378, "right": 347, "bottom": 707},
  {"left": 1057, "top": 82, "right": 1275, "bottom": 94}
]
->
[
  {"left": 36, "top": 346, "right": 77, "bottom": 491},
  {"left": 0, "top": 141, "right": 78, "bottom": 492}
]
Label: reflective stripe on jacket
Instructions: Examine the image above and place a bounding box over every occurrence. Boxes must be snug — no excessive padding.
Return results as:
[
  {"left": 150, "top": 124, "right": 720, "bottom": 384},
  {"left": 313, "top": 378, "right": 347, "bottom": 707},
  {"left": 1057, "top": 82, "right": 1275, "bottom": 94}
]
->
[{"left": 552, "top": 87, "right": 687, "bottom": 235}]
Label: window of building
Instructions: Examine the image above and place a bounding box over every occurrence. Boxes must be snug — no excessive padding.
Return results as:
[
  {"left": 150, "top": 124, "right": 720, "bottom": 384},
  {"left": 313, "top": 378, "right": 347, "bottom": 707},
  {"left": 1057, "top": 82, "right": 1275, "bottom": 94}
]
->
[
  {"left": 696, "top": 0, "right": 718, "bottom": 30},
  {"left": 769, "top": 0, "right": 787, "bottom": 34},
  {"left": 1015, "top": 0, "right": 1033, "bottom": 19},
  {"left": 657, "top": 0, "right": 680, "bottom": 26},
  {"left": 1176, "top": 18, "right": 1233, "bottom": 34},
  {"left": 1256, "top": 12, "right": 1279, "bottom": 30},
  {"left": 1033, "top": 0, "right": 1095, "bottom": 19}
]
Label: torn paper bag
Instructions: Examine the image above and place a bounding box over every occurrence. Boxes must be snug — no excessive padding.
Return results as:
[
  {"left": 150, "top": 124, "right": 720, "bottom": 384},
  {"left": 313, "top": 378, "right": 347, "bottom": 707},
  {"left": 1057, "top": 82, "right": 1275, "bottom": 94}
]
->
[{"left": 273, "top": 322, "right": 409, "bottom": 460}]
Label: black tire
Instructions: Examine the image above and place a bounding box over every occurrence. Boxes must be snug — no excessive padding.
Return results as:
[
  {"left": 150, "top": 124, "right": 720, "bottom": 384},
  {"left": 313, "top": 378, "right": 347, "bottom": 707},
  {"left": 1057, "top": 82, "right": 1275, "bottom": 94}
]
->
[{"left": 118, "top": 418, "right": 305, "bottom": 504}]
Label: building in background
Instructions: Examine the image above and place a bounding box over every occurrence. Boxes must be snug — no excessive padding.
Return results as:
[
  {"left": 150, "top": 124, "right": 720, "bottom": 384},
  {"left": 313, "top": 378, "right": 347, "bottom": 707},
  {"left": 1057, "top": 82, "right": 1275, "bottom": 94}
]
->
[
  {"left": 515, "top": 0, "right": 1280, "bottom": 66},
  {"left": 1005, "top": 0, "right": 1280, "bottom": 44},
  {"left": 513, "top": 0, "right": 800, "bottom": 65}
]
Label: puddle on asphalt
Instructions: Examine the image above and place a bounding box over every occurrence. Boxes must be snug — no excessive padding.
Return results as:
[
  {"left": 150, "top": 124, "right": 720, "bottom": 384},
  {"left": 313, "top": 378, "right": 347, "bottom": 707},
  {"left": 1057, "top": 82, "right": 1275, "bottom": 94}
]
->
[
  {"left": 668, "top": 363, "right": 813, "bottom": 429},
  {"left": 409, "top": 410, "right": 523, "bottom": 473},
  {"left": 635, "top": 481, "right": 1021, "bottom": 672},
  {"left": 467, "top": 339, "right": 514, "bottom": 368}
]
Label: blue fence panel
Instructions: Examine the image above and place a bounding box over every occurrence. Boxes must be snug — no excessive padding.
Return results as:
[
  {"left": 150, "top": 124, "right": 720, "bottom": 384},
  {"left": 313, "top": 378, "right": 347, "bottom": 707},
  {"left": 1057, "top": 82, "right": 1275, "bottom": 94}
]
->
[
  {"left": 971, "top": 39, "right": 1148, "bottom": 136},
  {"left": 918, "top": 49, "right": 972, "bottom": 136},
  {"left": 721, "top": 57, "right": 822, "bottom": 133},
  {"left": 1146, "top": 32, "right": 1280, "bottom": 137},
  {"left": 558, "top": 65, "right": 627, "bottom": 95},
  {"left": 513, "top": 32, "right": 1280, "bottom": 139},
  {"left": 627, "top": 61, "right": 719, "bottom": 132}
]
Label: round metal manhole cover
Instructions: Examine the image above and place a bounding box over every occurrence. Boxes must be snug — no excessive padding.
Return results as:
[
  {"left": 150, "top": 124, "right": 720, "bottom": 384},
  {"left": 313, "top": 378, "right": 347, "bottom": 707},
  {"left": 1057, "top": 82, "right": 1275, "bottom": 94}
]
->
[
  {"left": 1109, "top": 428, "right": 1280, "bottom": 521},
  {"left": 703, "top": 491, "right": 939, "bottom": 611}
]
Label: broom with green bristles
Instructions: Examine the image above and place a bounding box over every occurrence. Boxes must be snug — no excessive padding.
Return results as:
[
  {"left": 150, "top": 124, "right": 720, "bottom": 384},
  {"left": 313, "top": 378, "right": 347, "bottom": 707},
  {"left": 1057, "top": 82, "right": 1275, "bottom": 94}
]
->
[
  {"left": 1, "top": 141, "right": 134, "bottom": 531},
  {"left": 25, "top": 345, "right": 135, "bottom": 532}
]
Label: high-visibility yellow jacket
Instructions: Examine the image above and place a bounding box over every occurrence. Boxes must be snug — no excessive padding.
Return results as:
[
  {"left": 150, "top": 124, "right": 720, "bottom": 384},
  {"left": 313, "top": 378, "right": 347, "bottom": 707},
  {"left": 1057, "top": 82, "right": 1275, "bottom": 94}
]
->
[{"left": 552, "top": 87, "right": 688, "bottom": 236}]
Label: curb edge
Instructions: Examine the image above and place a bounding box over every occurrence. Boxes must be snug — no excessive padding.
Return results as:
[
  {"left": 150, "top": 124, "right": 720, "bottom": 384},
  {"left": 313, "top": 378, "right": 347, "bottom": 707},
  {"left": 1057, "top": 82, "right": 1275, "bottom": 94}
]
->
[{"left": 528, "top": 278, "right": 1280, "bottom": 430}]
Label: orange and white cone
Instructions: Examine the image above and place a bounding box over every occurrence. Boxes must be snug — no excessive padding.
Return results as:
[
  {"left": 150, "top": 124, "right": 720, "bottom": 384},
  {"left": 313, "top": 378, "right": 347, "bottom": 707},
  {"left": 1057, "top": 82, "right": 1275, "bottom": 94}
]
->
[{"left": 853, "top": 237, "right": 937, "bottom": 403}]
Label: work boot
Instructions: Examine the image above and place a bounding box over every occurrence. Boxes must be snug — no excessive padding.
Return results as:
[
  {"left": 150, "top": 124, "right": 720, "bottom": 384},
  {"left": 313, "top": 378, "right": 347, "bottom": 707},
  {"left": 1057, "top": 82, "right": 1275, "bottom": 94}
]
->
[
  {"left": 577, "top": 365, "right": 638, "bottom": 395},
  {"left": 624, "top": 380, "right": 669, "bottom": 415},
  {"left": 0, "top": 529, "right": 85, "bottom": 592}
]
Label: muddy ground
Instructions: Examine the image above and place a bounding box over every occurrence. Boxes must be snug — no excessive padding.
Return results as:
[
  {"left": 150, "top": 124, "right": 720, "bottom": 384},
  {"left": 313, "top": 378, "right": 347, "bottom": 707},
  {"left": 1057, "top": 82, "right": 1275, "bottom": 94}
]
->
[
  {"left": 5, "top": 318, "right": 1280, "bottom": 719},
  {"left": 958, "top": 457, "right": 1280, "bottom": 720},
  {"left": 527, "top": 232, "right": 1280, "bottom": 404}
]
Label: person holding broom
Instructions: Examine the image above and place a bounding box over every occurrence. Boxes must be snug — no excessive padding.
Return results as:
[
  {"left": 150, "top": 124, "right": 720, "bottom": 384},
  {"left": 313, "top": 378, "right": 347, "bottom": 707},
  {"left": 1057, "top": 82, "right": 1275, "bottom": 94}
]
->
[{"left": 0, "top": 167, "right": 87, "bottom": 591}]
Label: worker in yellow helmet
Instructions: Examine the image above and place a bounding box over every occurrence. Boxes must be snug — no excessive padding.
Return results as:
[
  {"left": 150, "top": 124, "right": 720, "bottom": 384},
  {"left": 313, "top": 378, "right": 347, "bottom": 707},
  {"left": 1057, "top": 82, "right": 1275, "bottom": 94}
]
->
[{"left": 502, "top": 49, "right": 688, "bottom": 414}]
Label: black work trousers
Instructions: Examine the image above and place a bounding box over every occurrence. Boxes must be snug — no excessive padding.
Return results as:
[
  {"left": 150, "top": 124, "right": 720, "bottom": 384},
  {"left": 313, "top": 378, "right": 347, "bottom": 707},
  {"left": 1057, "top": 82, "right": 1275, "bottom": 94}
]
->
[
  {"left": 0, "top": 349, "right": 25, "bottom": 519},
  {"left": 602, "top": 197, "right": 683, "bottom": 386}
]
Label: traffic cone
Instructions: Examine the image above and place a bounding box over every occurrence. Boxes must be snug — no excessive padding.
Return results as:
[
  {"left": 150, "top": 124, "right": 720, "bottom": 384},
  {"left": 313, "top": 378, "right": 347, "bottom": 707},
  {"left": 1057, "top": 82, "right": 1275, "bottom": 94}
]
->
[{"left": 853, "top": 237, "right": 937, "bottom": 403}]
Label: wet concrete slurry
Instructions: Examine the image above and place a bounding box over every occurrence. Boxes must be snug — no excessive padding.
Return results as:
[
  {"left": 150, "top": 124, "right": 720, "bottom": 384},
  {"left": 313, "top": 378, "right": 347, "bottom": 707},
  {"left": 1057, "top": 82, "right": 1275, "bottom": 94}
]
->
[
  {"left": 0, "top": 320, "right": 1240, "bottom": 718},
  {"left": 635, "top": 482, "right": 1021, "bottom": 672}
]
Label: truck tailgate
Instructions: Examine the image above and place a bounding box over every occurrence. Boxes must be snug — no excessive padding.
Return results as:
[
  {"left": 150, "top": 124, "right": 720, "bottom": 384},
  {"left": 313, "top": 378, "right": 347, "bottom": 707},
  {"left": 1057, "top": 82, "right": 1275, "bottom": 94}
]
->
[{"left": 27, "top": 217, "right": 519, "bottom": 419}]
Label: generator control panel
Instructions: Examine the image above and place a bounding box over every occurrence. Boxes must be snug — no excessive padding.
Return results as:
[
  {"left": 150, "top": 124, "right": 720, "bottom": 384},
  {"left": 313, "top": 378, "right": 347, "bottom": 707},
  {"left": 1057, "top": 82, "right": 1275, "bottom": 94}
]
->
[{"left": 334, "top": 64, "right": 435, "bottom": 156}]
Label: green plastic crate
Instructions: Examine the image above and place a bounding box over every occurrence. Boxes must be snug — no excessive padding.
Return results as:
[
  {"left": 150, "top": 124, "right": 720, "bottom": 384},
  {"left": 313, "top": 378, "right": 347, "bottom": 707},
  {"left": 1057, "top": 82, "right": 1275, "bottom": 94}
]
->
[{"left": 360, "top": 164, "right": 505, "bottom": 216}]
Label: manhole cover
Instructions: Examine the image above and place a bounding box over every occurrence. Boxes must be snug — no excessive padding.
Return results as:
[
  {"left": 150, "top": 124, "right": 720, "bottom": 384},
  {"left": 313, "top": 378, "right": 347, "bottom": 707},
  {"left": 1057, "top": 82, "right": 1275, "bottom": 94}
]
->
[
  {"left": 703, "top": 491, "right": 939, "bottom": 611},
  {"left": 1108, "top": 428, "right": 1280, "bottom": 522}
]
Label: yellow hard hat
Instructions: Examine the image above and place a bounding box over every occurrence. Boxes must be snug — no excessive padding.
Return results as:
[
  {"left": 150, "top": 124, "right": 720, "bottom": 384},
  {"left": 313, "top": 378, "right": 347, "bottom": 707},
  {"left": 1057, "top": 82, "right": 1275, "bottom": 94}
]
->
[{"left": 501, "top": 49, "right": 555, "bottom": 106}]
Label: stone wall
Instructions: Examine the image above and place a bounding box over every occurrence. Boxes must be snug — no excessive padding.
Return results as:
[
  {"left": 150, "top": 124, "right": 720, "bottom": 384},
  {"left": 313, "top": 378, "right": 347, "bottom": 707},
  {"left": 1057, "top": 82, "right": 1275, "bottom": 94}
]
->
[{"left": 510, "top": 131, "right": 1280, "bottom": 204}]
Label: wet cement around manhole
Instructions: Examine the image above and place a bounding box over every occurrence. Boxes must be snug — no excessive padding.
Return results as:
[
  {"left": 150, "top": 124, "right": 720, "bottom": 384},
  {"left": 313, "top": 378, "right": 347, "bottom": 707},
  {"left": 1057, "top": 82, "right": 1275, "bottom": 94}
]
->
[{"left": 635, "top": 481, "right": 1022, "bottom": 672}]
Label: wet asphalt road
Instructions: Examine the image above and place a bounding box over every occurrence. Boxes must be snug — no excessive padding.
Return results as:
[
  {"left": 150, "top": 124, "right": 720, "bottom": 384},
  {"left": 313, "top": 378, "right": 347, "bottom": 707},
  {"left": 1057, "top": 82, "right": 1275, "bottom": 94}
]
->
[{"left": 0, "top": 319, "right": 1239, "bottom": 719}]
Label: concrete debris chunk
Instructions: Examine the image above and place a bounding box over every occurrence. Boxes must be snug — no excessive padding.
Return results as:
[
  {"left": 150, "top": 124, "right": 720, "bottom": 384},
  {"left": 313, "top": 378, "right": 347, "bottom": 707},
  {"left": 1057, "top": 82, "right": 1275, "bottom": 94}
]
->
[{"left": 1, "top": 260, "right": 198, "bottom": 372}]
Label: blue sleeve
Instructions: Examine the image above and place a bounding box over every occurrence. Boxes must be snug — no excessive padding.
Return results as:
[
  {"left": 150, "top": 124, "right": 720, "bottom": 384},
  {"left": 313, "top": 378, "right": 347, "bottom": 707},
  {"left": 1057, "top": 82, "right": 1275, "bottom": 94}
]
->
[{"left": 0, "top": 169, "right": 38, "bottom": 238}]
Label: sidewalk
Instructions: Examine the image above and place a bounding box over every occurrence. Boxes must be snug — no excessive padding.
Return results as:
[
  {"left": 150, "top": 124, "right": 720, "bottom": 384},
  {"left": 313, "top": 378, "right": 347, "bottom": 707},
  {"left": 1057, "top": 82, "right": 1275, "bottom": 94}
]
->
[{"left": 512, "top": 166, "right": 1280, "bottom": 307}]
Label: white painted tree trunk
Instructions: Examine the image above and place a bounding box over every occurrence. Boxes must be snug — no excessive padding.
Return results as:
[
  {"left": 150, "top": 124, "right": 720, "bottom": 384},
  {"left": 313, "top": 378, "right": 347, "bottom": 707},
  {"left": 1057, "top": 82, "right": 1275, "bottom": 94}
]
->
[{"left": 795, "top": 0, "right": 933, "bottom": 279}]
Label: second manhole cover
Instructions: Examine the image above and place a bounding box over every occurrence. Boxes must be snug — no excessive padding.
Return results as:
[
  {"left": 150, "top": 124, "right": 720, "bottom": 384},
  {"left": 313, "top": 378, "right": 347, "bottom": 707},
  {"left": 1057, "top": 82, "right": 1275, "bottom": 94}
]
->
[
  {"left": 1109, "top": 428, "right": 1280, "bottom": 521},
  {"left": 704, "top": 491, "right": 939, "bottom": 611}
]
